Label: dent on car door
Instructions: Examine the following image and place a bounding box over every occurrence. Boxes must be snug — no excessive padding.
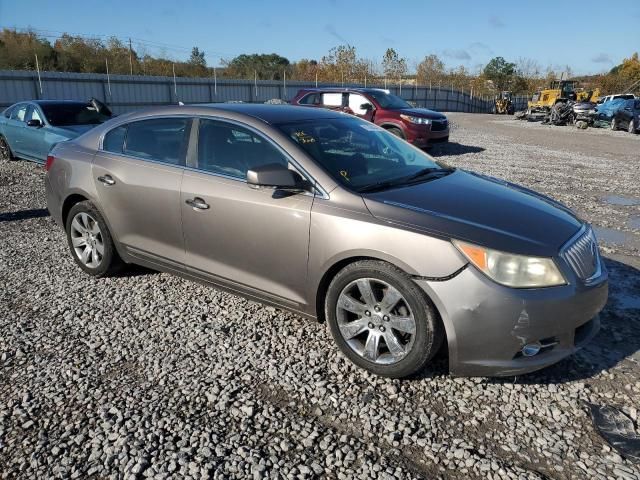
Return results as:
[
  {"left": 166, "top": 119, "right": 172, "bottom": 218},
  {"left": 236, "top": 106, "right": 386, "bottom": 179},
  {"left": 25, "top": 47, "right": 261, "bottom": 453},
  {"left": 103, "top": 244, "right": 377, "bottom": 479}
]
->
[
  {"left": 180, "top": 118, "right": 314, "bottom": 308},
  {"left": 93, "top": 117, "right": 191, "bottom": 268}
]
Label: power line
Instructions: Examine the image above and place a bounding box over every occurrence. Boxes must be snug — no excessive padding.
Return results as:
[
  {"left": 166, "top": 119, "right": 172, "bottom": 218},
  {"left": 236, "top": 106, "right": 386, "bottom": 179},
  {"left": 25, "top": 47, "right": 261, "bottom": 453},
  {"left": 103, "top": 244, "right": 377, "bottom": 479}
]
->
[{"left": 0, "top": 25, "right": 233, "bottom": 60}]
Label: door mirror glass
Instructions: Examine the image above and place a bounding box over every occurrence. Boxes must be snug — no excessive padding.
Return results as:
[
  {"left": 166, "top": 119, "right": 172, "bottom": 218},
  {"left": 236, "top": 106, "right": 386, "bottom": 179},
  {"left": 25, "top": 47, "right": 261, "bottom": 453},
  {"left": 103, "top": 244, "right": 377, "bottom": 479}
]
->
[
  {"left": 26, "top": 119, "right": 42, "bottom": 127},
  {"left": 247, "top": 163, "right": 304, "bottom": 189}
]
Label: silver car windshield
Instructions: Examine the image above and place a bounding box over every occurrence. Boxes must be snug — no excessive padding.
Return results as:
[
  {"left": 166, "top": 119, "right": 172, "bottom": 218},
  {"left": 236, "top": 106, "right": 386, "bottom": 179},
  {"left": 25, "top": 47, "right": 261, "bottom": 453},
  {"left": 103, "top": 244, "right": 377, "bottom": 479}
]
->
[{"left": 277, "top": 117, "right": 448, "bottom": 191}]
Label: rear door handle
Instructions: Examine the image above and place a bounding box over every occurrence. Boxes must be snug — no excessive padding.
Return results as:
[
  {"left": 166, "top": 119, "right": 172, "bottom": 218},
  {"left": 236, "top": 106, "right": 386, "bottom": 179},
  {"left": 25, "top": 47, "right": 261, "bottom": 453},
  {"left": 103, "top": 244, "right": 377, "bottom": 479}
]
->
[
  {"left": 97, "top": 175, "right": 116, "bottom": 186},
  {"left": 185, "top": 197, "right": 210, "bottom": 210}
]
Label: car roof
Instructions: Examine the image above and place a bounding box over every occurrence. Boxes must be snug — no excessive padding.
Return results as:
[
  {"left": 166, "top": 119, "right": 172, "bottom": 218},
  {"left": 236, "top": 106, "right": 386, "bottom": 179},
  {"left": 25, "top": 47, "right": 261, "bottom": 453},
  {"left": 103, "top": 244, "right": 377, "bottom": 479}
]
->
[
  {"left": 297, "top": 87, "right": 390, "bottom": 95},
  {"left": 32, "top": 100, "right": 88, "bottom": 106},
  {"left": 192, "top": 103, "right": 345, "bottom": 124}
]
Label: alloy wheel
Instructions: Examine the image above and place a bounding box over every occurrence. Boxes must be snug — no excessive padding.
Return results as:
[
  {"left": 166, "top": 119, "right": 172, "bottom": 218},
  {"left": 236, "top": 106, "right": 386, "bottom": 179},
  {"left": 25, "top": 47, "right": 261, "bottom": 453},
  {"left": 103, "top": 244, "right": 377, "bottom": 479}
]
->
[
  {"left": 629, "top": 120, "right": 636, "bottom": 134},
  {"left": 336, "top": 278, "right": 416, "bottom": 365},
  {"left": 69, "top": 212, "right": 104, "bottom": 268}
]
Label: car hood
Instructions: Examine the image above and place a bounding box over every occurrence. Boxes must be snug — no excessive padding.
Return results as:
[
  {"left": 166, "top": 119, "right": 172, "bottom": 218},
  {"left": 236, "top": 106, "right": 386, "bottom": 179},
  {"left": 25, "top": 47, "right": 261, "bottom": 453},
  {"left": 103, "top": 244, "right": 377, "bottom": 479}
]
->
[
  {"left": 396, "top": 108, "right": 447, "bottom": 120},
  {"left": 50, "top": 124, "right": 99, "bottom": 136},
  {"left": 362, "top": 170, "right": 582, "bottom": 257}
]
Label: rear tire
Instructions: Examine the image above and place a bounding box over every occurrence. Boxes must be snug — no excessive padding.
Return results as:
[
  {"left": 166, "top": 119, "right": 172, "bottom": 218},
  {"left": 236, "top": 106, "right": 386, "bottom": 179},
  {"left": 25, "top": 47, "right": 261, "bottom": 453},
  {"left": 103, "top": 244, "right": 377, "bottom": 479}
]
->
[
  {"left": 325, "top": 260, "right": 444, "bottom": 378},
  {"left": 65, "top": 201, "right": 122, "bottom": 277},
  {"left": 0, "top": 135, "right": 15, "bottom": 162}
]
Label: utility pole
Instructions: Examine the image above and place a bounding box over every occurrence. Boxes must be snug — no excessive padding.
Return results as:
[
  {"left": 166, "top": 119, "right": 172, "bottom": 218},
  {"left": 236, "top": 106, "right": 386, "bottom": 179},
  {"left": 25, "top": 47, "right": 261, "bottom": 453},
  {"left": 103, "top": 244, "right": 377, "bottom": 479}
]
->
[{"left": 128, "top": 38, "right": 133, "bottom": 75}]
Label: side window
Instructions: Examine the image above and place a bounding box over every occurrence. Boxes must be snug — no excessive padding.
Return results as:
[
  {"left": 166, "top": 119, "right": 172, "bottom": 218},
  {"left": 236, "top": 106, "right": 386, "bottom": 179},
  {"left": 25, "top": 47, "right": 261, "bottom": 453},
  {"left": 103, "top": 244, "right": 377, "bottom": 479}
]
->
[
  {"left": 348, "top": 93, "right": 372, "bottom": 115},
  {"left": 11, "top": 104, "right": 28, "bottom": 122},
  {"left": 26, "top": 107, "right": 43, "bottom": 123},
  {"left": 3, "top": 106, "right": 15, "bottom": 118},
  {"left": 321, "top": 93, "right": 343, "bottom": 107},
  {"left": 299, "top": 93, "right": 320, "bottom": 105},
  {"left": 124, "top": 118, "right": 189, "bottom": 165},
  {"left": 103, "top": 125, "right": 127, "bottom": 153},
  {"left": 197, "top": 119, "right": 289, "bottom": 180}
]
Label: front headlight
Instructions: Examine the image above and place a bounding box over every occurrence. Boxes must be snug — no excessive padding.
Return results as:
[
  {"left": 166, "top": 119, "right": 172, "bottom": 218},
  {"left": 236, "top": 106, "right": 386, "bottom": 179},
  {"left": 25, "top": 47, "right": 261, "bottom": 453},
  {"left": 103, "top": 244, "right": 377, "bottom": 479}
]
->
[
  {"left": 453, "top": 240, "right": 566, "bottom": 288},
  {"left": 400, "top": 114, "right": 432, "bottom": 125}
]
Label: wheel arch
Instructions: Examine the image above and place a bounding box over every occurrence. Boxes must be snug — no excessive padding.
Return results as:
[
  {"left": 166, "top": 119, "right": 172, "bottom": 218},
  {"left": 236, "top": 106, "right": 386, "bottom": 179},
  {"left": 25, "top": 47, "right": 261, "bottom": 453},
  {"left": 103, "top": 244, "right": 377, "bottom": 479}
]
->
[
  {"left": 378, "top": 122, "right": 406, "bottom": 138},
  {"left": 61, "top": 190, "right": 127, "bottom": 261},
  {"left": 313, "top": 252, "right": 445, "bottom": 324}
]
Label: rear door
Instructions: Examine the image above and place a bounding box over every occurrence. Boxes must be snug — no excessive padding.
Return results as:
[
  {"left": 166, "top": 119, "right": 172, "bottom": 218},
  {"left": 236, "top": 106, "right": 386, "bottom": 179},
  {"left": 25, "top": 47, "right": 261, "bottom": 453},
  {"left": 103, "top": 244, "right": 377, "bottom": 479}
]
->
[
  {"left": 92, "top": 117, "right": 191, "bottom": 268},
  {"left": 4, "top": 103, "right": 29, "bottom": 156},
  {"left": 180, "top": 118, "right": 313, "bottom": 308}
]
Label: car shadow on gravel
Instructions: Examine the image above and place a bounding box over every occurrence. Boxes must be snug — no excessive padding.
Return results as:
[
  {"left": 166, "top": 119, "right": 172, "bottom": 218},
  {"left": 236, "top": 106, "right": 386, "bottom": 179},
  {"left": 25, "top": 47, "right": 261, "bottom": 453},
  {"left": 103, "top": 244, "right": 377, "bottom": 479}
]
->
[
  {"left": 0, "top": 208, "right": 50, "bottom": 222},
  {"left": 428, "top": 142, "right": 485, "bottom": 157},
  {"left": 488, "top": 258, "right": 640, "bottom": 385}
]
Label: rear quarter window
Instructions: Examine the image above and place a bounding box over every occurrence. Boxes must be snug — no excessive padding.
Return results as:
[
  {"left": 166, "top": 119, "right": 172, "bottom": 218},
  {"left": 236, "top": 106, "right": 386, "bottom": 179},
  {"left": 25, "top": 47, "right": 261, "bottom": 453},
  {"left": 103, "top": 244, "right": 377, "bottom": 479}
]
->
[{"left": 298, "top": 93, "right": 320, "bottom": 105}]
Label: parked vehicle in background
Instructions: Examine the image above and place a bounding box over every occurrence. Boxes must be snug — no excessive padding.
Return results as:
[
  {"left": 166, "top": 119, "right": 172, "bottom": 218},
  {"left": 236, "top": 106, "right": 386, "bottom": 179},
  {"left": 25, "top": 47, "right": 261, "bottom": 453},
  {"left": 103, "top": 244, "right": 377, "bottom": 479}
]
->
[
  {"left": 591, "top": 98, "right": 627, "bottom": 129},
  {"left": 610, "top": 98, "right": 640, "bottom": 133},
  {"left": 0, "top": 99, "right": 112, "bottom": 164},
  {"left": 597, "top": 93, "right": 636, "bottom": 105},
  {"left": 291, "top": 88, "right": 449, "bottom": 148},
  {"left": 46, "top": 104, "right": 607, "bottom": 378}
]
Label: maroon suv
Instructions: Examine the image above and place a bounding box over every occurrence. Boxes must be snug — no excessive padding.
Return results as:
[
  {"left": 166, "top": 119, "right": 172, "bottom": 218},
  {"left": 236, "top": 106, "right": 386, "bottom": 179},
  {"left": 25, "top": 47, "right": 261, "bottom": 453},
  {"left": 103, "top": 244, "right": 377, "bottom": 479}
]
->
[{"left": 291, "top": 88, "right": 449, "bottom": 148}]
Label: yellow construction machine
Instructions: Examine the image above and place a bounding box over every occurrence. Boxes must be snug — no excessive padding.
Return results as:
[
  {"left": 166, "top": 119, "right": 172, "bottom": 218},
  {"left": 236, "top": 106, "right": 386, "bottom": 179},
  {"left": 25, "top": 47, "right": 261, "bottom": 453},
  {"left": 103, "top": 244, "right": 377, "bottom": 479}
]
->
[{"left": 526, "top": 80, "right": 600, "bottom": 115}]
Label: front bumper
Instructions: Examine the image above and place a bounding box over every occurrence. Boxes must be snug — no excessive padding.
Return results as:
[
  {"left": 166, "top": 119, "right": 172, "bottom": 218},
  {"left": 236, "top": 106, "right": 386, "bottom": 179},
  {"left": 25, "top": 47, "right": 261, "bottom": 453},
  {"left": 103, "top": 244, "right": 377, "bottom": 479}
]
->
[
  {"left": 417, "top": 260, "right": 608, "bottom": 376},
  {"left": 406, "top": 123, "right": 449, "bottom": 147}
]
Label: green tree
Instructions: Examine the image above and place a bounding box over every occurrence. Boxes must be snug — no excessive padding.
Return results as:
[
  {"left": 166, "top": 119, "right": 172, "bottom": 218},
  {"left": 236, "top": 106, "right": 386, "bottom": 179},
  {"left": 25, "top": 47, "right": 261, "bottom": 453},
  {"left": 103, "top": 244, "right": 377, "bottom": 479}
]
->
[
  {"left": 223, "top": 53, "right": 290, "bottom": 80},
  {"left": 483, "top": 56, "right": 517, "bottom": 91}
]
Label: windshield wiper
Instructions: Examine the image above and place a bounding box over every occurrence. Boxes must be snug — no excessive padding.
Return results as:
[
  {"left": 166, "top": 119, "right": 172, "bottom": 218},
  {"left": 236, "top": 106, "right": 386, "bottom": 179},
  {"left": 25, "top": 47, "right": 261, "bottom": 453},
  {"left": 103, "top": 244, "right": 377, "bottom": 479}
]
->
[
  {"left": 403, "top": 166, "right": 454, "bottom": 183},
  {"left": 357, "top": 167, "right": 454, "bottom": 193}
]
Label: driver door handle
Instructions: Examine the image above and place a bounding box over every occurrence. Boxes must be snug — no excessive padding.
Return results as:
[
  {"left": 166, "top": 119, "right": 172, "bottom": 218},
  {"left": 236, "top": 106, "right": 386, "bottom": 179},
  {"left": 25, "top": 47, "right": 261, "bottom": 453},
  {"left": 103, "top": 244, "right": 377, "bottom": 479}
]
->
[
  {"left": 185, "top": 197, "right": 210, "bottom": 210},
  {"left": 97, "top": 175, "right": 116, "bottom": 186}
]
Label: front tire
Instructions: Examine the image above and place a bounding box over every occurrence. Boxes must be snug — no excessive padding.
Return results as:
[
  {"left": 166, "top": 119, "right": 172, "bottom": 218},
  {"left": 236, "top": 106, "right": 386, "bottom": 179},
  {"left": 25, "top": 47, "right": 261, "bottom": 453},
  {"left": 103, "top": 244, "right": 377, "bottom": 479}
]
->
[
  {"left": 325, "top": 260, "right": 443, "bottom": 378},
  {"left": 65, "top": 201, "right": 122, "bottom": 277},
  {"left": 386, "top": 127, "right": 404, "bottom": 139},
  {"left": 629, "top": 119, "right": 637, "bottom": 134},
  {"left": 610, "top": 117, "right": 618, "bottom": 130}
]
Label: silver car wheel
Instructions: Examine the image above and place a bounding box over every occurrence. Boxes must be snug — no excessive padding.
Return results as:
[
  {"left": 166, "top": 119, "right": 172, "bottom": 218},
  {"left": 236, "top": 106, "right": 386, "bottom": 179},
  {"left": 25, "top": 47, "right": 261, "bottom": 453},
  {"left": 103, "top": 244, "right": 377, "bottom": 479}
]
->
[
  {"left": 70, "top": 212, "right": 104, "bottom": 269},
  {"left": 336, "top": 278, "right": 416, "bottom": 365}
]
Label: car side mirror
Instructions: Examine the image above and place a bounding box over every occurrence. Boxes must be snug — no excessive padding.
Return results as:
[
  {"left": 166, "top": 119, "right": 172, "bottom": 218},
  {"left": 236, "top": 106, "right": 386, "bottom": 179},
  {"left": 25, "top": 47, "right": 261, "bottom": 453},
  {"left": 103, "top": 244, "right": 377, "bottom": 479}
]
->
[
  {"left": 27, "top": 119, "right": 42, "bottom": 127},
  {"left": 360, "top": 103, "right": 373, "bottom": 111},
  {"left": 247, "top": 163, "right": 307, "bottom": 190}
]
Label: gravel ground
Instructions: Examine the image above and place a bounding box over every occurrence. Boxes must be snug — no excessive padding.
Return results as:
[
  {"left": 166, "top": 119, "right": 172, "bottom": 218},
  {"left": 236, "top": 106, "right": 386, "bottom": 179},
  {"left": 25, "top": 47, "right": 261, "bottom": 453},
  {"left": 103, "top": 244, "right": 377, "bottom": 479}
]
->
[{"left": 1, "top": 114, "right": 639, "bottom": 480}]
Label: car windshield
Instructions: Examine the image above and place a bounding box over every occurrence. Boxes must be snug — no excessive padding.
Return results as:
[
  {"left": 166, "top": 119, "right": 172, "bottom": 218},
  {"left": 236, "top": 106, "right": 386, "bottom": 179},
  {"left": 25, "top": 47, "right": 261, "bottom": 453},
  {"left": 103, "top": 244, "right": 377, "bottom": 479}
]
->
[
  {"left": 277, "top": 117, "right": 450, "bottom": 192},
  {"left": 366, "top": 91, "right": 412, "bottom": 109},
  {"left": 40, "top": 103, "right": 111, "bottom": 126}
]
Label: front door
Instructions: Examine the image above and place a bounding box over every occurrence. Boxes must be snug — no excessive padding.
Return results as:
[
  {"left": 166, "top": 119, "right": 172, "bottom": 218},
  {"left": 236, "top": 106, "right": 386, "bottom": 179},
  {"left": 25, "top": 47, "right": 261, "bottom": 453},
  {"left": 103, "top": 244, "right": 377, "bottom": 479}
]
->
[
  {"left": 347, "top": 92, "right": 375, "bottom": 122},
  {"left": 92, "top": 117, "right": 191, "bottom": 268},
  {"left": 22, "top": 106, "right": 49, "bottom": 161},
  {"left": 181, "top": 118, "right": 314, "bottom": 308}
]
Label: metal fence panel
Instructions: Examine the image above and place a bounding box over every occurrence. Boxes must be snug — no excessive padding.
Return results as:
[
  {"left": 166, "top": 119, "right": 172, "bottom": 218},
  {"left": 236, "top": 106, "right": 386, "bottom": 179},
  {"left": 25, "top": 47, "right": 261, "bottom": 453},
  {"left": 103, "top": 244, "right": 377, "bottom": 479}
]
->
[{"left": 0, "top": 70, "right": 502, "bottom": 113}]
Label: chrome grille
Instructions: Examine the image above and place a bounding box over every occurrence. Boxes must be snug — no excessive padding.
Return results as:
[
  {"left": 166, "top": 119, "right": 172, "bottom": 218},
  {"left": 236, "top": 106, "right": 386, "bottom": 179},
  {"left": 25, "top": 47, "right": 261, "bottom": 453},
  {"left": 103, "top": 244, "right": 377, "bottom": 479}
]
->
[{"left": 561, "top": 227, "right": 600, "bottom": 281}]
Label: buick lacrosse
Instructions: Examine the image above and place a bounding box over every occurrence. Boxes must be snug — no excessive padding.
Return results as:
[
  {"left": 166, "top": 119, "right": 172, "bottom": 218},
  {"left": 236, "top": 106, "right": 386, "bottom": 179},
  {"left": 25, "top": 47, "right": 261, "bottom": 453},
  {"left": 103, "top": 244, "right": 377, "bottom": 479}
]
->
[{"left": 45, "top": 104, "right": 608, "bottom": 378}]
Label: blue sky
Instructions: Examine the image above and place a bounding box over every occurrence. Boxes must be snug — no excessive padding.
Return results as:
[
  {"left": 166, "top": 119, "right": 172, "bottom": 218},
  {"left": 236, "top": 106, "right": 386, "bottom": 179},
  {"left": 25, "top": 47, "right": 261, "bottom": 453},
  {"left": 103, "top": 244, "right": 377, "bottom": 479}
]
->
[{"left": 1, "top": 0, "right": 639, "bottom": 75}]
